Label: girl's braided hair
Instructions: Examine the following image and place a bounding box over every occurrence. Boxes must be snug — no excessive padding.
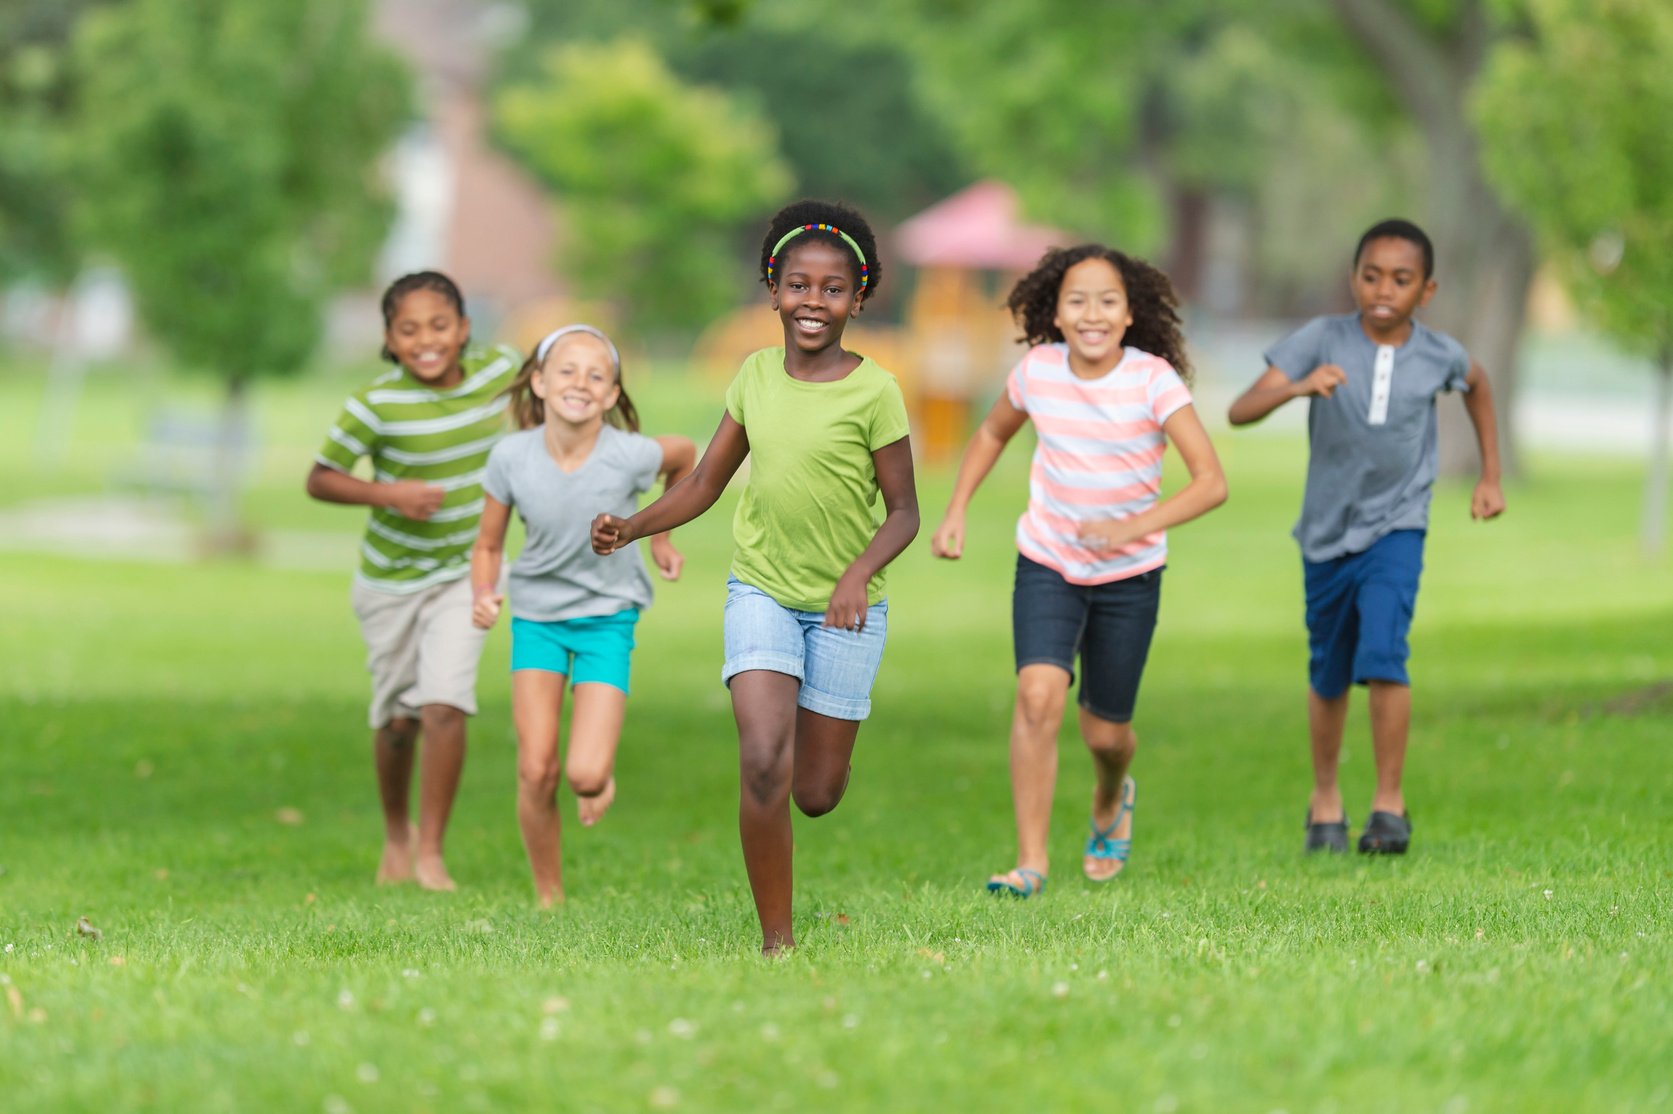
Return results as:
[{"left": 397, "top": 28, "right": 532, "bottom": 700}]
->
[
  {"left": 1005, "top": 245, "right": 1191, "bottom": 383},
  {"left": 758, "top": 198, "right": 881, "bottom": 300}
]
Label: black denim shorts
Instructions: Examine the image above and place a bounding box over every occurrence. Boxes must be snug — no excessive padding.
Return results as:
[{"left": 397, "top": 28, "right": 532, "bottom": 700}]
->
[{"left": 1012, "top": 553, "right": 1163, "bottom": 723}]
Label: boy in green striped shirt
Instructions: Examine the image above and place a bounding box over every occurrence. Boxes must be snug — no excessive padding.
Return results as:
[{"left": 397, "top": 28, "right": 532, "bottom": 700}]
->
[{"left": 306, "top": 272, "right": 518, "bottom": 890}]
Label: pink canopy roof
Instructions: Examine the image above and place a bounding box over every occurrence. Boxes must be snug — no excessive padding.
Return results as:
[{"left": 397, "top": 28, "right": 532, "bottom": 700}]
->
[{"left": 894, "top": 180, "right": 1068, "bottom": 270}]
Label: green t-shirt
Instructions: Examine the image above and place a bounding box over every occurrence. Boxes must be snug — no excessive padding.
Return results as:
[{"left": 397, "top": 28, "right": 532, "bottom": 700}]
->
[
  {"left": 724, "top": 347, "right": 911, "bottom": 611},
  {"left": 315, "top": 345, "right": 520, "bottom": 593}
]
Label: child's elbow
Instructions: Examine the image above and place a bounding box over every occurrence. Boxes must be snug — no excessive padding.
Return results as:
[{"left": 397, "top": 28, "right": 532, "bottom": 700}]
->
[{"left": 1203, "top": 471, "right": 1229, "bottom": 509}]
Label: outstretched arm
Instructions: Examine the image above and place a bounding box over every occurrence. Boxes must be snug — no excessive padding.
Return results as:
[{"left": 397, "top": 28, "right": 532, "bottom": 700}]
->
[
  {"left": 825, "top": 436, "right": 920, "bottom": 631},
  {"left": 469, "top": 495, "right": 511, "bottom": 628},
  {"left": 1461, "top": 361, "right": 1505, "bottom": 520},
  {"left": 592, "top": 413, "right": 748, "bottom": 554},
  {"left": 1227, "top": 364, "right": 1347, "bottom": 427},
  {"left": 929, "top": 394, "right": 1030, "bottom": 559},
  {"left": 646, "top": 435, "right": 698, "bottom": 580},
  {"left": 1078, "top": 404, "right": 1229, "bottom": 553}
]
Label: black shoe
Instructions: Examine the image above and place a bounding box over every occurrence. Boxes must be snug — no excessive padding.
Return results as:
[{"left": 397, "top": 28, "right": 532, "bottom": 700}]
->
[
  {"left": 1304, "top": 810, "right": 1349, "bottom": 854},
  {"left": 1357, "top": 810, "right": 1412, "bottom": 854}
]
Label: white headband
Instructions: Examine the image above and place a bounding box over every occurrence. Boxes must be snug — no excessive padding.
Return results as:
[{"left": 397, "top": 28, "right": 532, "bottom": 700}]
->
[{"left": 534, "top": 324, "right": 620, "bottom": 372}]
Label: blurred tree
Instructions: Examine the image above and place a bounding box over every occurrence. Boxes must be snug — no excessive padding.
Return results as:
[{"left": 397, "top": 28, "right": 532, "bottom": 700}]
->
[
  {"left": 0, "top": 0, "right": 110, "bottom": 284},
  {"left": 1477, "top": 0, "right": 1673, "bottom": 552},
  {"left": 494, "top": 38, "right": 792, "bottom": 336},
  {"left": 506, "top": 1, "right": 970, "bottom": 226},
  {"left": 67, "top": 0, "right": 409, "bottom": 545}
]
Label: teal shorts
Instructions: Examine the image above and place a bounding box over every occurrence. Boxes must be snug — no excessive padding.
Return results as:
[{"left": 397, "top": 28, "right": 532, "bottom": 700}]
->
[{"left": 510, "top": 610, "right": 639, "bottom": 694}]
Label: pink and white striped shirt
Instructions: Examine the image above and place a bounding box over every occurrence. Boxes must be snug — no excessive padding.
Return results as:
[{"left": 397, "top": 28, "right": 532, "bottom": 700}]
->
[{"left": 1006, "top": 343, "right": 1193, "bottom": 584}]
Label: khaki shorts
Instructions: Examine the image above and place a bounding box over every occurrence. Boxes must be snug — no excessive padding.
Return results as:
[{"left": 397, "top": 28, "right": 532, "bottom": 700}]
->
[{"left": 351, "top": 575, "right": 490, "bottom": 728}]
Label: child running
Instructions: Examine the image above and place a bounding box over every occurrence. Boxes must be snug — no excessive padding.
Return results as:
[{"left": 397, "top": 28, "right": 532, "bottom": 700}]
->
[
  {"left": 306, "top": 271, "right": 521, "bottom": 890},
  {"left": 1227, "top": 218, "right": 1503, "bottom": 855},
  {"left": 469, "top": 325, "right": 695, "bottom": 907},
  {"left": 591, "top": 199, "right": 919, "bottom": 954},
  {"left": 930, "top": 245, "right": 1227, "bottom": 898}
]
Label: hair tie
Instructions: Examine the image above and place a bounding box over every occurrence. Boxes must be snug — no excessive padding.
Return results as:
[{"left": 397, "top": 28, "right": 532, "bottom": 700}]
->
[
  {"left": 534, "top": 324, "right": 620, "bottom": 372},
  {"left": 766, "top": 223, "right": 869, "bottom": 293}
]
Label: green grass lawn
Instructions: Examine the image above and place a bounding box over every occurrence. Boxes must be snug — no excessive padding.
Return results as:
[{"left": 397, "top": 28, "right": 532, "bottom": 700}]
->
[{"left": 1, "top": 361, "right": 1669, "bottom": 1112}]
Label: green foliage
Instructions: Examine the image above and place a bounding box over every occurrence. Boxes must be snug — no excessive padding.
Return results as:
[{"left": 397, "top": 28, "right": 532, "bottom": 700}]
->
[
  {"left": 0, "top": 0, "right": 110, "bottom": 284},
  {"left": 494, "top": 39, "right": 793, "bottom": 334},
  {"left": 1476, "top": 0, "right": 1673, "bottom": 353},
  {"left": 66, "top": 0, "right": 409, "bottom": 377}
]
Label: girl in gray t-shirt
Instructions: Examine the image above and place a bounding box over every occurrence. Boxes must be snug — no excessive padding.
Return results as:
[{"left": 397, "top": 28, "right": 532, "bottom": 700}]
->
[{"left": 468, "top": 325, "right": 695, "bottom": 907}]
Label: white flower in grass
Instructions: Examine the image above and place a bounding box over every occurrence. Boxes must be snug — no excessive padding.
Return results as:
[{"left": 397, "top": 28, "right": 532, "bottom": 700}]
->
[
  {"left": 668, "top": 1018, "right": 695, "bottom": 1039},
  {"left": 336, "top": 989, "right": 355, "bottom": 1011},
  {"left": 649, "top": 1086, "right": 679, "bottom": 1109},
  {"left": 1154, "top": 1094, "right": 1180, "bottom": 1114},
  {"left": 815, "top": 1071, "right": 839, "bottom": 1090},
  {"left": 539, "top": 1017, "right": 560, "bottom": 1041},
  {"left": 1415, "top": 960, "right": 1431, "bottom": 975},
  {"left": 356, "top": 1063, "right": 379, "bottom": 1084},
  {"left": 323, "top": 1096, "right": 351, "bottom": 1114},
  {"left": 841, "top": 1014, "right": 858, "bottom": 1030},
  {"left": 292, "top": 1031, "right": 310, "bottom": 1047},
  {"left": 417, "top": 1008, "right": 435, "bottom": 1026},
  {"left": 1543, "top": 889, "right": 1553, "bottom": 900},
  {"left": 401, "top": 969, "right": 420, "bottom": 979},
  {"left": 1051, "top": 982, "right": 1070, "bottom": 999},
  {"left": 761, "top": 1023, "right": 780, "bottom": 1041}
]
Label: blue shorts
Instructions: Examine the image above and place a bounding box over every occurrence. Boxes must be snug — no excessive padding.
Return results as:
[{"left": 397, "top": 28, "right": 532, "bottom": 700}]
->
[
  {"left": 721, "top": 576, "right": 888, "bottom": 721},
  {"left": 1012, "top": 553, "right": 1162, "bottom": 723},
  {"left": 1303, "top": 530, "right": 1425, "bottom": 699},
  {"left": 510, "top": 610, "right": 638, "bottom": 694}
]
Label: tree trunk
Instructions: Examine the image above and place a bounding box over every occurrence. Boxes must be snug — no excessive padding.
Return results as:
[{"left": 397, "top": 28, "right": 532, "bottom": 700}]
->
[
  {"left": 1330, "top": 0, "right": 1534, "bottom": 478},
  {"left": 1644, "top": 350, "right": 1672, "bottom": 558},
  {"left": 206, "top": 374, "right": 255, "bottom": 556}
]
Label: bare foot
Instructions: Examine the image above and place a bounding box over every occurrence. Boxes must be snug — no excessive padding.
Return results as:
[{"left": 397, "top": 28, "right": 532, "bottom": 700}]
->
[
  {"left": 375, "top": 824, "right": 417, "bottom": 884},
  {"left": 576, "top": 776, "right": 616, "bottom": 828},
  {"left": 536, "top": 888, "right": 565, "bottom": 909},
  {"left": 415, "top": 853, "right": 456, "bottom": 892}
]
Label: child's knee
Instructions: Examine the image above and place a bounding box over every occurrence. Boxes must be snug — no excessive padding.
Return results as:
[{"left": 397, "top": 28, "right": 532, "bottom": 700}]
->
[
  {"left": 421, "top": 704, "right": 466, "bottom": 733},
  {"left": 791, "top": 773, "right": 847, "bottom": 818},
  {"left": 1015, "top": 675, "right": 1068, "bottom": 729},
  {"left": 1084, "top": 719, "right": 1136, "bottom": 760},
  {"left": 517, "top": 758, "right": 562, "bottom": 797},
  {"left": 565, "top": 761, "right": 610, "bottom": 799}
]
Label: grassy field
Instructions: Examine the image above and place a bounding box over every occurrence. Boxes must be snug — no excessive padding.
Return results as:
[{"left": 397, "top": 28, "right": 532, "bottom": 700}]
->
[{"left": 1, "top": 361, "right": 1669, "bottom": 1112}]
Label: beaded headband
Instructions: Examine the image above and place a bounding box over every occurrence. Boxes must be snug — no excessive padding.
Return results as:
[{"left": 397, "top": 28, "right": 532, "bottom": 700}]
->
[
  {"left": 535, "top": 324, "right": 620, "bottom": 373},
  {"left": 766, "top": 223, "right": 870, "bottom": 293}
]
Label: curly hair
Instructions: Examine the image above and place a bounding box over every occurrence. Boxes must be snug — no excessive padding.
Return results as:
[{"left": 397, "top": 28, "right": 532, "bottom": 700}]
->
[
  {"left": 758, "top": 198, "right": 881, "bottom": 300},
  {"left": 378, "top": 271, "right": 467, "bottom": 364},
  {"left": 1005, "top": 245, "right": 1191, "bottom": 384}
]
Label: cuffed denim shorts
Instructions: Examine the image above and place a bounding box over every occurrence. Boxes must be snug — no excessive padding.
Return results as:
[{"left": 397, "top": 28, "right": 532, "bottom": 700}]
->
[
  {"left": 1303, "top": 529, "right": 1424, "bottom": 698},
  {"left": 1012, "top": 553, "right": 1162, "bottom": 723},
  {"left": 721, "top": 576, "right": 888, "bottom": 721}
]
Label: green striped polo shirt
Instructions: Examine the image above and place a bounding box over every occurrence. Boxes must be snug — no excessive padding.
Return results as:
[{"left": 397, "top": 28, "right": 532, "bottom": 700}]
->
[{"left": 315, "top": 344, "right": 520, "bottom": 593}]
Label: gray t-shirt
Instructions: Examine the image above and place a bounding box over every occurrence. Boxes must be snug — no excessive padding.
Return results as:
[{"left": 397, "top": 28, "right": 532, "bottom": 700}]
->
[
  {"left": 1264, "top": 313, "right": 1470, "bottom": 563},
  {"left": 482, "top": 425, "right": 664, "bottom": 622}
]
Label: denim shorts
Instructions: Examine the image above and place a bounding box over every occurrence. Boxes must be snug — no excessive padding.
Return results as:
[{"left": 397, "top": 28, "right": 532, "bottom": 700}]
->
[
  {"left": 510, "top": 609, "right": 639, "bottom": 694},
  {"left": 721, "top": 576, "right": 888, "bottom": 721},
  {"left": 1012, "top": 553, "right": 1162, "bottom": 723},
  {"left": 1303, "top": 529, "right": 1424, "bottom": 698}
]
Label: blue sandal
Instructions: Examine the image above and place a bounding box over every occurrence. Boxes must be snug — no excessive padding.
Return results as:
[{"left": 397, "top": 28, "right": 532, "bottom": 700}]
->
[
  {"left": 986, "top": 868, "right": 1047, "bottom": 898},
  {"left": 1084, "top": 776, "right": 1136, "bottom": 881}
]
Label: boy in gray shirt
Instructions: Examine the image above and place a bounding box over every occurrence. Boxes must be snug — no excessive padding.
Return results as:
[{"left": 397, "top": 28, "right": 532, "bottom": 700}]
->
[{"left": 1228, "top": 219, "right": 1505, "bottom": 856}]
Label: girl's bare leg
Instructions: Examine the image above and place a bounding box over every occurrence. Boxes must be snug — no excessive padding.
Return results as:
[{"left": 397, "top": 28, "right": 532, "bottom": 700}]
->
[
  {"left": 1081, "top": 710, "right": 1136, "bottom": 881},
  {"left": 512, "top": 671, "right": 567, "bottom": 906},
  {"left": 566, "top": 683, "right": 628, "bottom": 827},
  {"left": 730, "top": 670, "right": 800, "bottom": 954},
  {"left": 993, "top": 664, "right": 1070, "bottom": 887}
]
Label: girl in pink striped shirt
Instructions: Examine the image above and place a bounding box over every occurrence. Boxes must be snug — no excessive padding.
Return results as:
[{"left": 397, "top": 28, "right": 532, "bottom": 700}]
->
[{"left": 931, "top": 245, "right": 1227, "bottom": 897}]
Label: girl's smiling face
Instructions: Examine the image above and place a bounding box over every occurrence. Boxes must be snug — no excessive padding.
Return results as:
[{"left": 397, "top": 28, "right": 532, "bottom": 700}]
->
[
  {"left": 385, "top": 288, "right": 471, "bottom": 388},
  {"left": 1053, "top": 257, "right": 1132, "bottom": 374},
  {"left": 532, "top": 333, "right": 620, "bottom": 427},
  {"left": 771, "top": 240, "right": 864, "bottom": 355}
]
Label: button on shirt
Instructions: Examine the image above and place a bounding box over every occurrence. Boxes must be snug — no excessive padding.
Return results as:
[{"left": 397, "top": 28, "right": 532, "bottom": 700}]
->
[{"left": 1264, "top": 314, "right": 1470, "bottom": 562}]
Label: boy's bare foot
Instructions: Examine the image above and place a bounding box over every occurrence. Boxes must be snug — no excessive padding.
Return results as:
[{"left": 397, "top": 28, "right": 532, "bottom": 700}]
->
[
  {"left": 375, "top": 824, "right": 418, "bottom": 884},
  {"left": 576, "top": 776, "right": 616, "bottom": 827},
  {"left": 415, "top": 853, "right": 456, "bottom": 892}
]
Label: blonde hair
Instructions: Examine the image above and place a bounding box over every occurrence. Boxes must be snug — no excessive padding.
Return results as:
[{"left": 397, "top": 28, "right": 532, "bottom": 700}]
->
[{"left": 500, "top": 327, "right": 640, "bottom": 432}]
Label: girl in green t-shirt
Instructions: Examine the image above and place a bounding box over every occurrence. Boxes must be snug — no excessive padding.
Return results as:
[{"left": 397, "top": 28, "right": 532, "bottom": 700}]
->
[{"left": 591, "top": 200, "right": 920, "bottom": 955}]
